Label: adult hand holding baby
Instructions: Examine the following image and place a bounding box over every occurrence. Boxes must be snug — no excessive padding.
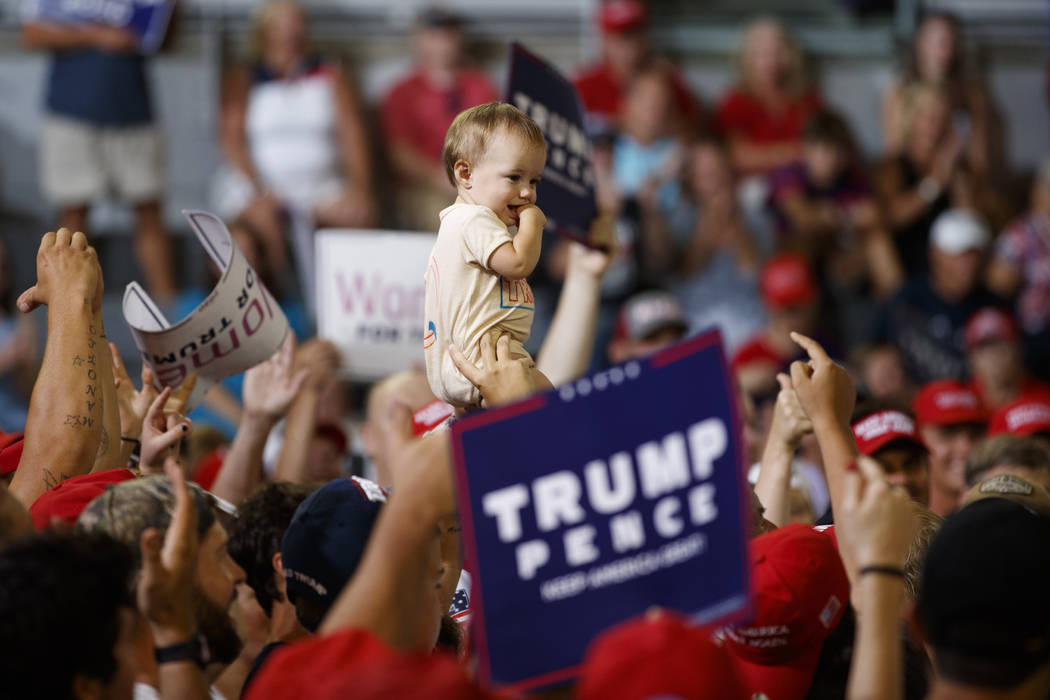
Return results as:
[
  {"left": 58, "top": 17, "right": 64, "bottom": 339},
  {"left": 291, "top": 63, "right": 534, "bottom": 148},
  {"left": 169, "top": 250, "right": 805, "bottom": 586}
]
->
[{"left": 449, "top": 331, "right": 535, "bottom": 408}]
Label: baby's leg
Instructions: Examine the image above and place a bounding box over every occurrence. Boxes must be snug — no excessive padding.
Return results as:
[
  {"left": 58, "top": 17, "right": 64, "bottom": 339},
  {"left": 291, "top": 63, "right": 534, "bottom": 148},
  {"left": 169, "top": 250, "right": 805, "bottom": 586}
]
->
[{"left": 531, "top": 367, "right": 554, "bottom": 393}]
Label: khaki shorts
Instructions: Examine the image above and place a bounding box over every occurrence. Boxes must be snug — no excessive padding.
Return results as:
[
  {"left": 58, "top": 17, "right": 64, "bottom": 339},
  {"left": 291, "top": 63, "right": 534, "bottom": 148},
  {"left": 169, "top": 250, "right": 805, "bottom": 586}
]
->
[{"left": 40, "top": 115, "right": 164, "bottom": 207}]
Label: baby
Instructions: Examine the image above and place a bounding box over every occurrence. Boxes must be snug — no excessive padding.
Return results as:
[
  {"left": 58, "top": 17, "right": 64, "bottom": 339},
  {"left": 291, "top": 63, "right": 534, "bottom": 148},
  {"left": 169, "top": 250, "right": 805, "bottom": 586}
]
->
[{"left": 424, "top": 102, "right": 552, "bottom": 407}]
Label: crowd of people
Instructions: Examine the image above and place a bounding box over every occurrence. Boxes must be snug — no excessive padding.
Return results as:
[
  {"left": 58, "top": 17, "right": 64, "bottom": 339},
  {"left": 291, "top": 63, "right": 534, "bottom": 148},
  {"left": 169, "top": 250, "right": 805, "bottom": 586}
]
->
[{"left": 0, "top": 0, "right": 1049, "bottom": 698}]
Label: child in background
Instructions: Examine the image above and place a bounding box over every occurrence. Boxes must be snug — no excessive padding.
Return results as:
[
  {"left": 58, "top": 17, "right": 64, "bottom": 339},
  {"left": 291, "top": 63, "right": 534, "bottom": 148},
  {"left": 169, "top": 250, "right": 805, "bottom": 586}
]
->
[{"left": 424, "top": 102, "right": 553, "bottom": 407}]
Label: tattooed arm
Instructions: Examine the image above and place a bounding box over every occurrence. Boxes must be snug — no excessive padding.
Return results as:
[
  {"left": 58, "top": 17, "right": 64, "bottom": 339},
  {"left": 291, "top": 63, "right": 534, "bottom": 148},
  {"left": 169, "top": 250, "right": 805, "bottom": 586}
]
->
[{"left": 8, "top": 229, "right": 103, "bottom": 509}]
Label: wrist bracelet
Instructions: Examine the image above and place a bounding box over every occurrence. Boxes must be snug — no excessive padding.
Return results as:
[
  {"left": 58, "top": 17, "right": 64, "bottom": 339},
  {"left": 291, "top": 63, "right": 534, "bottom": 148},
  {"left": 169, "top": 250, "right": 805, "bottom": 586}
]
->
[
  {"left": 155, "top": 635, "right": 208, "bottom": 669},
  {"left": 120, "top": 437, "right": 141, "bottom": 445},
  {"left": 858, "top": 565, "right": 906, "bottom": 579}
]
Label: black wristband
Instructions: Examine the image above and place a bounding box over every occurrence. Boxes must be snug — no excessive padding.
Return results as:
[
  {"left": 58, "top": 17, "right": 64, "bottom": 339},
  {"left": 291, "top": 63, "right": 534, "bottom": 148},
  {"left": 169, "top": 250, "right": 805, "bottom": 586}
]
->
[
  {"left": 120, "top": 437, "right": 141, "bottom": 445},
  {"left": 155, "top": 635, "right": 207, "bottom": 669},
  {"left": 858, "top": 565, "right": 906, "bottom": 579}
]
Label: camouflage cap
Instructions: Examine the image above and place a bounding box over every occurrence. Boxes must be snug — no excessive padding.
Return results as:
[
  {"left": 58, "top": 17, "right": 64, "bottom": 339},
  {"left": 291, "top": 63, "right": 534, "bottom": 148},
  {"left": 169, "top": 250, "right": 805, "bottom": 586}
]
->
[{"left": 76, "top": 474, "right": 217, "bottom": 551}]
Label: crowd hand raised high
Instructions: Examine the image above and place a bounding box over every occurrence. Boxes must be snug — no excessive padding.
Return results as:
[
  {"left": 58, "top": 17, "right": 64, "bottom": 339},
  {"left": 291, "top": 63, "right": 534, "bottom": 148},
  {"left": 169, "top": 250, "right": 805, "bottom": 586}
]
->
[
  {"left": 138, "top": 459, "right": 199, "bottom": 643},
  {"left": 450, "top": 332, "right": 535, "bottom": 408},
  {"left": 110, "top": 343, "right": 160, "bottom": 442},
  {"left": 567, "top": 213, "right": 617, "bottom": 278},
  {"left": 294, "top": 337, "right": 342, "bottom": 390},
  {"left": 140, "top": 387, "right": 192, "bottom": 474},
  {"left": 17, "top": 228, "right": 100, "bottom": 313},
  {"left": 788, "top": 331, "right": 856, "bottom": 431},
  {"left": 837, "top": 456, "right": 918, "bottom": 578},
  {"left": 768, "top": 372, "right": 814, "bottom": 450},
  {"left": 243, "top": 333, "right": 309, "bottom": 420}
]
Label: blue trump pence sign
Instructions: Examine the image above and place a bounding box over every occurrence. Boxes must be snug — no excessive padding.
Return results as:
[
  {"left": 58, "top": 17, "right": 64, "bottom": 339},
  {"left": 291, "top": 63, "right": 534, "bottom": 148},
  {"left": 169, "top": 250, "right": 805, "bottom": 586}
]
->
[
  {"left": 451, "top": 331, "right": 752, "bottom": 692},
  {"left": 505, "top": 43, "right": 599, "bottom": 245}
]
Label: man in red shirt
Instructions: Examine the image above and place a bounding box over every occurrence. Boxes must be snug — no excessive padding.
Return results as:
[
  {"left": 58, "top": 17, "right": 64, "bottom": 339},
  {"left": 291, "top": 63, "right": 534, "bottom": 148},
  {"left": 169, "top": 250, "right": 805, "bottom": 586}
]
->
[
  {"left": 380, "top": 8, "right": 497, "bottom": 229},
  {"left": 573, "top": 0, "right": 701, "bottom": 137},
  {"left": 964, "top": 306, "right": 1050, "bottom": 411}
]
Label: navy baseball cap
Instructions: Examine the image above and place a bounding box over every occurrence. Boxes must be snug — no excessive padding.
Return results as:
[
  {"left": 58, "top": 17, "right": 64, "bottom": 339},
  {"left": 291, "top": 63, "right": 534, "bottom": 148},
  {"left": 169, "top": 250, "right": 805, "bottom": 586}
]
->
[{"left": 281, "top": 476, "right": 387, "bottom": 632}]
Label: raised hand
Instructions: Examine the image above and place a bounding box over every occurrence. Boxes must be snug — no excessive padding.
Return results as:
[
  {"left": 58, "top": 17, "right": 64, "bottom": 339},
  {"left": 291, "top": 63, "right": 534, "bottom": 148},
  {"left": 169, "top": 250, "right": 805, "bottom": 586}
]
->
[
  {"left": 111, "top": 342, "right": 159, "bottom": 442},
  {"left": 140, "top": 387, "right": 192, "bottom": 473},
  {"left": 450, "top": 332, "right": 535, "bottom": 408},
  {"left": 243, "top": 333, "right": 309, "bottom": 420},
  {"left": 137, "top": 459, "right": 199, "bottom": 643},
  {"left": 789, "top": 331, "right": 856, "bottom": 431},
  {"left": 17, "top": 228, "right": 99, "bottom": 313}
]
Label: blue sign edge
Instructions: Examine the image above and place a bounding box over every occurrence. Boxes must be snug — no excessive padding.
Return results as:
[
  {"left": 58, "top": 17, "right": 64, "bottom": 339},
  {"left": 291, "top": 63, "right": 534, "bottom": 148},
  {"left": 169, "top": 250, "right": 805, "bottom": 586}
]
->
[{"left": 449, "top": 327, "right": 755, "bottom": 693}]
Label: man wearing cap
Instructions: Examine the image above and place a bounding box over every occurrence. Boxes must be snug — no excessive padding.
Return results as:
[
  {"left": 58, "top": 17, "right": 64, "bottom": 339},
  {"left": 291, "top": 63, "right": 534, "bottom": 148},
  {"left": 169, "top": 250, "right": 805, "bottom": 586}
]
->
[
  {"left": 607, "top": 289, "right": 688, "bottom": 364},
  {"left": 915, "top": 485, "right": 1050, "bottom": 697},
  {"left": 876, "top": 208, "right": 1006, "bottom": 384},
  {"left": 77, "top": 473, "right": 247, "bottom": 699},
  {"left": 721, "top": 523, "right": 850, "bottom": 700},
  {"left": 913, "top": 379, "right": 987, "bottom": 515},
  {"left": 989, "top": 397, "right": 1050, "bottom": 442},
  {"left": 380, "top": 6, "right": 497, "bottom": 230},
  {"left": 851, "top": 402, "right": 930, "bottom": 504},
  {"left": 573, "top": 0, "right": 701, "bottom": 136},
  {"left": 964, "top": 306, "right": 1050, "bottom": 411},
  {"left": 733, "top": 253, "right": 822, "bottom": 375}
]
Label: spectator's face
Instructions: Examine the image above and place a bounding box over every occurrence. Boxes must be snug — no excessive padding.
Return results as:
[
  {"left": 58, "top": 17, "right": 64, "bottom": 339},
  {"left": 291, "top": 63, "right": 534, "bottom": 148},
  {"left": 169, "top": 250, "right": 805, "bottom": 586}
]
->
[
  {"left": 770, "top": 302, "right": 817, "bottom": 335},
  {"left": 929, "top": 248, "right": 982, "bottom": 301},
  {"left": 969, "top": 341, "right": 1023, "bottom": 388},
  {"left": 861, "top": 347, "right": 909, "bottom": 399},
  {"left": 305, "top": 435, "right": 346, "bottom": 482},
  {"left": 802, "top": 141, "right": 843, "bottom": 186},
  {"left": 875, "top": 446, "right": 930, "bottom": 504},
  {"left": 415, "top": 26, "right": 463, "bottom": 71},
  {"left": 603, "top": 30, "right": 647, "bottom": 78},
  {"left": 609, "top": 326, "right": 685, "bottom": 364},
  {"left": 689, "top": 144, "right": 733, "bottom": 200},
  {"left": 920, "top": 423, "right": 984, "bottom": 507},
  {"left": 916, "top": 17, "right": 956, "bottom": 83},
  {"left": 622, "top": 74, "right": 672, "bottom": 144},
  {"left": 461, "top": 131, "right": 546, "bottom": 228},
  {"left": 195, "top": 522, "right": 247, "bottom": 664},
  {"left": 744, "top": 22, "right": 789, "bottom": 90},
  {"left": 263, "top": 2, "right": 307, "bottom": 63}
]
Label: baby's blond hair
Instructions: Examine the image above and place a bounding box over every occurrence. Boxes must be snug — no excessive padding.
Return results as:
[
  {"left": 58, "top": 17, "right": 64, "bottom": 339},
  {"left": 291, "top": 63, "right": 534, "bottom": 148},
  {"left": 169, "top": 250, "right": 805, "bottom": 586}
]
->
[{"left": 442, "top": 102, "right": 546, "bottom": 186}]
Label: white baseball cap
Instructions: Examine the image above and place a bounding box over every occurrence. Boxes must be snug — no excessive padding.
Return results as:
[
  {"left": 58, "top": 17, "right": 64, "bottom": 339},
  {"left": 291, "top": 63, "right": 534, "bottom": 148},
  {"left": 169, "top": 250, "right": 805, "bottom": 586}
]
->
[{"left": 930, "top": 209, "right": 989, "bottom": 254}]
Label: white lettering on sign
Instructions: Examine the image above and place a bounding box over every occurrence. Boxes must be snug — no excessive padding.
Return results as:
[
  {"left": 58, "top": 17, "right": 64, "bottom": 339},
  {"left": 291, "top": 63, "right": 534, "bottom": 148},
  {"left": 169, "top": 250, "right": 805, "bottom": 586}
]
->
[{"left": 483, "top": 418, "right": 730, "bottom": 582}]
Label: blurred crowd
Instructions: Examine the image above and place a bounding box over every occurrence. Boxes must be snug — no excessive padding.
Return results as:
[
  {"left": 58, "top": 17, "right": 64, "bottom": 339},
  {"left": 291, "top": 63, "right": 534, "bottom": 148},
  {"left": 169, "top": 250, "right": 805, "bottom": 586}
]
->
[{"left": 0, "top": 0, "right": 1049, "bottom": 699}]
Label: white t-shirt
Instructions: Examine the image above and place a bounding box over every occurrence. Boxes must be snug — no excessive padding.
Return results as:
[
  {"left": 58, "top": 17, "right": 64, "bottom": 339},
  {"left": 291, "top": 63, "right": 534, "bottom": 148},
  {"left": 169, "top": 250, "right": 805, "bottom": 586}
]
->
[{"left": 423, "top": 203, "right": 535, "bottom": 406}]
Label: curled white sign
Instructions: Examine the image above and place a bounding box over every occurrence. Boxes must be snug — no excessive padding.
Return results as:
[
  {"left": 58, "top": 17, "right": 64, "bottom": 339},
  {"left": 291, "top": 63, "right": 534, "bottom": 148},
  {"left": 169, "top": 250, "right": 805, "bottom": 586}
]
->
[{"left": 122, "top": 210, "right": 289, "bottom": 409}]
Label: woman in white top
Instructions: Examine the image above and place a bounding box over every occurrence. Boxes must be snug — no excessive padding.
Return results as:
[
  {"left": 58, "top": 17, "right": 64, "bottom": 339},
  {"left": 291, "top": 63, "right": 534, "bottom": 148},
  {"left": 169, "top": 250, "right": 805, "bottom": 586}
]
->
[{"left": 215, "top": 0, "right": 376, "bottom": 290}]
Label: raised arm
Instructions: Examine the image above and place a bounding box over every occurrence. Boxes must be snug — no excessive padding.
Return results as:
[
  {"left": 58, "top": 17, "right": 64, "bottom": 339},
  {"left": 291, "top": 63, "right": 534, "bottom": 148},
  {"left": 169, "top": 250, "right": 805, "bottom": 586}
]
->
[
  {"left": 488, "top": 205, "right": 545, "bottom": 280},
  {"left": 9, "top": 229, "right": 102, "bottom": 508},
  {"left": 838, "top": 458, "right": 917, "bottom": 700},
  {"left": 788, "top": 331, "right": 861, "bottom": 580},
  {"left": 536, "top": 216, "right": 615, "bottom": 386},
  {"left": 318, "top": 429, "right": 456, "bottom": 649},
  {"left": 211, "top": 334, "right": 306, "bottom": 505},
  {"left": 754, "top": 373, "right": 813, "bottom": 526}
]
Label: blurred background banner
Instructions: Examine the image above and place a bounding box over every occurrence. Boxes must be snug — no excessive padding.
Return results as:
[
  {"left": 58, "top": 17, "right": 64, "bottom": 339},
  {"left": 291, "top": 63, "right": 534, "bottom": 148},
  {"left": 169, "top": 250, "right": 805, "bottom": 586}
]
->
[
  {"left": 315, "top": 229, "right": 430, "bottom": 380},
  {"left": 507, "top": 42, "right": 599, "bottom": 244},
  {"left": 24, "top": 0, "right": 175, "bottom": 52}
]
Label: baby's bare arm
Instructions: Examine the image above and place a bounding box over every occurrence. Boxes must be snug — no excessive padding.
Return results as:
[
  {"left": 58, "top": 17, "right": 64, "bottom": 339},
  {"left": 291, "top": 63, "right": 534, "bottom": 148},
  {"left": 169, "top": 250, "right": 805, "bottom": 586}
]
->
[{"left": 488, "top": 205, "right": 546, "bottom": 279}]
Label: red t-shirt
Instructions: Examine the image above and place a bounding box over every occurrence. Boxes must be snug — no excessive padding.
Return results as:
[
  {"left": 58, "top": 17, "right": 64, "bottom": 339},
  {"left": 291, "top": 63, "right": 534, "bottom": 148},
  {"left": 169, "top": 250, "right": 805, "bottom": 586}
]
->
[
  {"left": 715, "top": 87, "right": 823, "bottom": 145},
  {"left": 380, "top": 68, "right": 498, "bottom": 166},
  {"left": 573, "top": 61, "right": 701, "bottom": 134},
  {"left": 245, "top": 627, "right": 501, "bottom": 700}
]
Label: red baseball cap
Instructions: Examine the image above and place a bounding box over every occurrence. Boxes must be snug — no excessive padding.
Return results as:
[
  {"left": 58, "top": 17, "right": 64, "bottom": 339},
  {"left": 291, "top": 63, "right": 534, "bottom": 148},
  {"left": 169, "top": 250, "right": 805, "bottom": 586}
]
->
[
  {"left": 913, "top": 380, "right": 986, "bottom": 428},
  {"left": 578, "top": 613, "right": 745, "bottom": 700},
  {"left": 0, "top": 432, "right": 24, "bottom": 475},
  {"left": 244, "top": 627, "right": 498, "bottom": 700},
  {"left": 989, "top": 398, "right": 1050, "bottom": 437},
  {"left": 964, "top": 307, "right": 1019, "bottom": 350},
  {"left": 723, "top": 523, "right": 849, "bottom": 700},
  {"left": 598, "top": 0, "right": 647, "bottom": 33},
  {"left": 731, "top": 337, "right": 785, "bottom": 375},
  {"left": 29, "top": 468, "right": 137, "bottom": 530},
  {"left": 760, "top": 253, "right": 818, "bottom": 310},
  {"left": 851, "top": 410, "right": 926, "bottom": 455}
]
